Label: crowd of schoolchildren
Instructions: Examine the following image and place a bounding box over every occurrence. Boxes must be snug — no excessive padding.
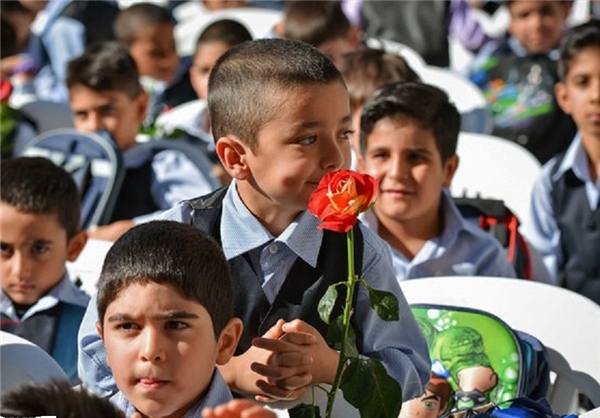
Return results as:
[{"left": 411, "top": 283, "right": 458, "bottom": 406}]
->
[{"left": 1, "top": 0, "right": 599, "bottom": 417}]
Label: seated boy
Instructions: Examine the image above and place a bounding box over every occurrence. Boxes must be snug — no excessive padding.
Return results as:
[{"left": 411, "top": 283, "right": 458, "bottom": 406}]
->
[
  {"left": 524, "top": 21, "right": 600, "bottom": 305},
  {"left": 155, "top": 18, "right": 254, "bottom": 186},
  {"left": 0, "top": 156, "right": 89, "bottom": 382},
  {"left": 114, "top": 2, "right": 196, "bottom": 128},
  {"left": 273, "top": 0, "right": 362, "bottom": 69},
  {"left": 358, "top": 81, "right": 517, "bottom": 280},
  {"left": 95, "top": 219, "right": 246, "bottom": 416},
  {"left": 468, "top": 0, "right": 577, "bottom": 164},
  {"left": 66, "top": 41, "right": 218, "bottom": 240},
  {"left": 78, "top": 38, "right": 431, "bottom": 404},
  {"left": 339, "top": 47, "right": 420, "bottom": 169}
]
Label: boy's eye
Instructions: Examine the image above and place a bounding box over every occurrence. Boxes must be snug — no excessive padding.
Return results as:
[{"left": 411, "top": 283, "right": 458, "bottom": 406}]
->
[
  {"left": 572, "top": 76, "right": 589, "bottom": 87},
  {"left": 98, "top": 105, "right": 116, "bottom": 117},
  {"left": 408, "top": 152, "right": 426, "bottom": 163},
  {"left": 166, "top": 321, "right": 188, "bottom": 330},
  {"left": 0, "top": 242, "right": 13, "bottom": 256},
  {"left": 298, "top": 136, "right": 317, "bottom": 145},
  {"left": 369, "top": 151, "right": 389, "bottom": 160},
  {"left": 31, "top": 244, "right": 49, "bottom": 255},
  {"left": 116, "top": 322, "right": 139, "bottom": 331},
  {"left": 339, "top": 129, "right": 354, "bottom": 140}
]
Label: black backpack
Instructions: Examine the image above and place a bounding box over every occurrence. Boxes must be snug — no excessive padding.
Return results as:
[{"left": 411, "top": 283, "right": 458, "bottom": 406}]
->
[{"left": 454, "top": 196, "right": 533, "bottom": 280}]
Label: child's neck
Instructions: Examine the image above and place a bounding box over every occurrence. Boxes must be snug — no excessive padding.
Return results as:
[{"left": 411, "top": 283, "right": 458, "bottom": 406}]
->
[{"left": 375, "top": 209, "right": 443, "bottom": 261}]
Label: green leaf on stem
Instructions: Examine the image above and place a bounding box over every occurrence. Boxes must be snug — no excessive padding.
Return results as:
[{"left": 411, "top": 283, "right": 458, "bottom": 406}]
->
[
  {"left": 318, "top": 283, "right": 342, "bottom": 324},
  {"left": 360, "top": 280, "right": 400, "bottom": 322},
  {"left": 340, "top": 358, "right": 403, "bottom": 418},
  {"left": 288, "top": 403, "right": 322, "bottom": 418},
  {"left": 327, "top": 315, "right": 359, "bottom": 357}
]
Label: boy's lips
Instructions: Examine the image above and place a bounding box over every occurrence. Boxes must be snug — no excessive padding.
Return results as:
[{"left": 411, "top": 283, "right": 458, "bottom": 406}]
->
[
  {"left": 138, "top": 378, "right": 169, "bottom": 390},
  {"left": 382, "top": 188, "right": 414, "bottom": 198},
  {"left": 10, "top": 283, "right": 35, "bottom": 293}
]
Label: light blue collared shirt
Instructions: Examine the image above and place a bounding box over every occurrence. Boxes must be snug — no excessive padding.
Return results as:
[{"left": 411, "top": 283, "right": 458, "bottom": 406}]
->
[
  {"left": 1, "top": 272, "right": 89, "bottom": 321},
  {"left": 523, "top": 134, "right": 600, "bottom": 280},
  {"left": 78, "top": 182, "right": 431, "bottom": 402},
  {"left": 110, "top": 369, "right": 232, "bottom": 418},
  {"left": 28, "top": 0, "right": 118, "bottom": 103},
  {"left": 360, "top": 191, "right": 517, "bottom": 280}
]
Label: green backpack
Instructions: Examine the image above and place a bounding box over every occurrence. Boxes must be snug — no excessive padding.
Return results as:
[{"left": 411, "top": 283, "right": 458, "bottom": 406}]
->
[{"left": 411, "top": 304, "right": 550, "bottom": 414}]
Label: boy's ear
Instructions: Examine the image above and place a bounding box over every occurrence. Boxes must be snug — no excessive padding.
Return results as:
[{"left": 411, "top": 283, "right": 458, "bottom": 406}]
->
[
  {"left": 96, "top": 321, "right": 104, "bottom": 340},
  {"left": 442, "top": 154, "right": 459, "bottom": 189},
  {"left": 215, "top": 136, "right": 251, "bottom": 181},
  {"left": 215, "top": 318, "right": 243, "bottom": 365},
  {"left": 136, "top": 89, "right": 150, "bottom": 124},
  {"left": 555, "top": 82, "right": 571, "bottom": 114},
  {"left": 67, "top": 230, "right": 88, "bottom": 262},
  {"left": 95, "top": 322, "right": 110, "bottom": 367}
]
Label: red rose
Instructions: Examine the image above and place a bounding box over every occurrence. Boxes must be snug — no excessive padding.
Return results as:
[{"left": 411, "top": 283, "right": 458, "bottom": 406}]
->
[
  {"left": 0, "top": 80, "right": 13, "bottom": 103},
  {"left": 308, "top": 169, "right": 378, "bottom": 233}
]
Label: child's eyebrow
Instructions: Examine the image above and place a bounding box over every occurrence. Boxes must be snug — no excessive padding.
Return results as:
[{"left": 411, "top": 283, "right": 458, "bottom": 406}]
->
[
  {"left": 160, "top": 311, "right": 200, "bottom": 320},
  {"left": 422, "top": 394, "right": 441, "bottom": 402},
  {"left": 106, "top": 311, "right": 200, "bottom": 322},
  {"left": 295, "top": 114, "right": 352, "bottom": 130}
]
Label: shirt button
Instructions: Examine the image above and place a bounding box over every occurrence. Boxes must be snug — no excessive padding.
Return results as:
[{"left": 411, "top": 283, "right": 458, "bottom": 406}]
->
[{"left": 268, "top": 243, "right": 278, "bottom": 254}]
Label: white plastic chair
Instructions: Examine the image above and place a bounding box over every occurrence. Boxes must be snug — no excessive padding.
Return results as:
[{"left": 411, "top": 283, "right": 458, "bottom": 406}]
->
[
  {"left": 173, "top": 5, "right": 283, "bottom": 56},
  {"left": 400, "top": 276, "right": 600, "bottom": 414},
  {"left": 0, "top": 331, "right": 70, "bottom": 393},
  {"left": 417, "top": 66, "right": 493, "bottom": 134},
  {"left": 451, "top": 132, "right": 542, "bottom": 226},
  {"left": 66, "top": 238, "right": 114, "bottom": 296}
]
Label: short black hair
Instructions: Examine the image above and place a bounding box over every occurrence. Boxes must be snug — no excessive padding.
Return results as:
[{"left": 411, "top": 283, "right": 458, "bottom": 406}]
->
[
  {"left": 114, "top": 2, "right": 174, "bottom": 46},
  {"left": 360, "top": 81, "right": 460, "bottom": 162},
  {"left": 208, "top": 37, "right": 346, "bottom": 150},
  {"left": 97, "top": 220, "right": 234, "bottom": 338},
  {"left": 1, "top": 157, "right": 81, "bottom": 239},
  {"left": 1, "top": 380, "right": 123, "bottom": 418},
  {"left": 195, "top": 19, "right": 253, "bottom": 50},
  {"left": 558, "top": 19, "right": 600, "bottom": 82},
  {"left": 282, "top": 0, "right": 350, "bottom": 48},
  {"left": 66, "top": 41, "right": 142, "bottom": 99},
  {"left": 340, "top": 48, "right": 420, "bottom": 112}
]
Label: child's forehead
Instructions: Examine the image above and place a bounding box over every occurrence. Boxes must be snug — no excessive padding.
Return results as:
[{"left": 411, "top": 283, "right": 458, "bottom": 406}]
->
[
  {"left": 564, "top": 46, "right": 600, "bottom": 78},
  {"left": 132, "top": 21, "right": 174, "bottom": 42},
  {"left": 69, "top": 84, "right": 137, "bottom": 104},
  {"left": 0, "top": 203, "right": 65, "bottom": 236}
]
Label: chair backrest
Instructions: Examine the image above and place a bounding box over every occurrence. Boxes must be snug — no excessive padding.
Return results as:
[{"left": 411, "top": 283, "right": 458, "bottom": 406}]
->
[
  {"left": 66, "top": 238, "right": 114, "bottom": 296},
  {"left": 417, "top": 66, "right": 493, "bottom": 134},
  {"left": 127, "top": 137, "right": 220, "bottom": 186},
  {"left": 173, "top": 5, "right": 282, "bottom": 56},
  {"left": 400, "top": 276, "right": 600, "bottom": 414},
  {"left": 451, "top": 132, "right": 542, "bottom": 226},
  {"left": 18, "top": 100, "right": 74, "bottom": 134},
  {"left": 18, "top": 128, "right": 124, "bottom": 230},
  {"left": 0, "top": 331, "right": 70, "bottom": 393}
]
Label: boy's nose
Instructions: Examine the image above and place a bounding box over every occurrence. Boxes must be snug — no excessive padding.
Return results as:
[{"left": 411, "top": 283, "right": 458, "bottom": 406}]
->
[
  {"left": 78, "top": 112, "right": 106, "bottom": 133},
  {"left": 321, "top": 137, "right": 346, "bottom": 171},
  {"left": 139, "top": 328, "right": 166, "bottom": 363},
  {"left": 388, "top": 156, "right": 408, "bottom": 179},
  {"left": 12, "top": 252, "right": 32, "bottom": 280}
]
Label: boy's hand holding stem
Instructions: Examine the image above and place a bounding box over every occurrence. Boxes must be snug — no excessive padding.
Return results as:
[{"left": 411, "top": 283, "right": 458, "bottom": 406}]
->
[{"left": 220, "top": 319, "right": 339, "bottom": 403}]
